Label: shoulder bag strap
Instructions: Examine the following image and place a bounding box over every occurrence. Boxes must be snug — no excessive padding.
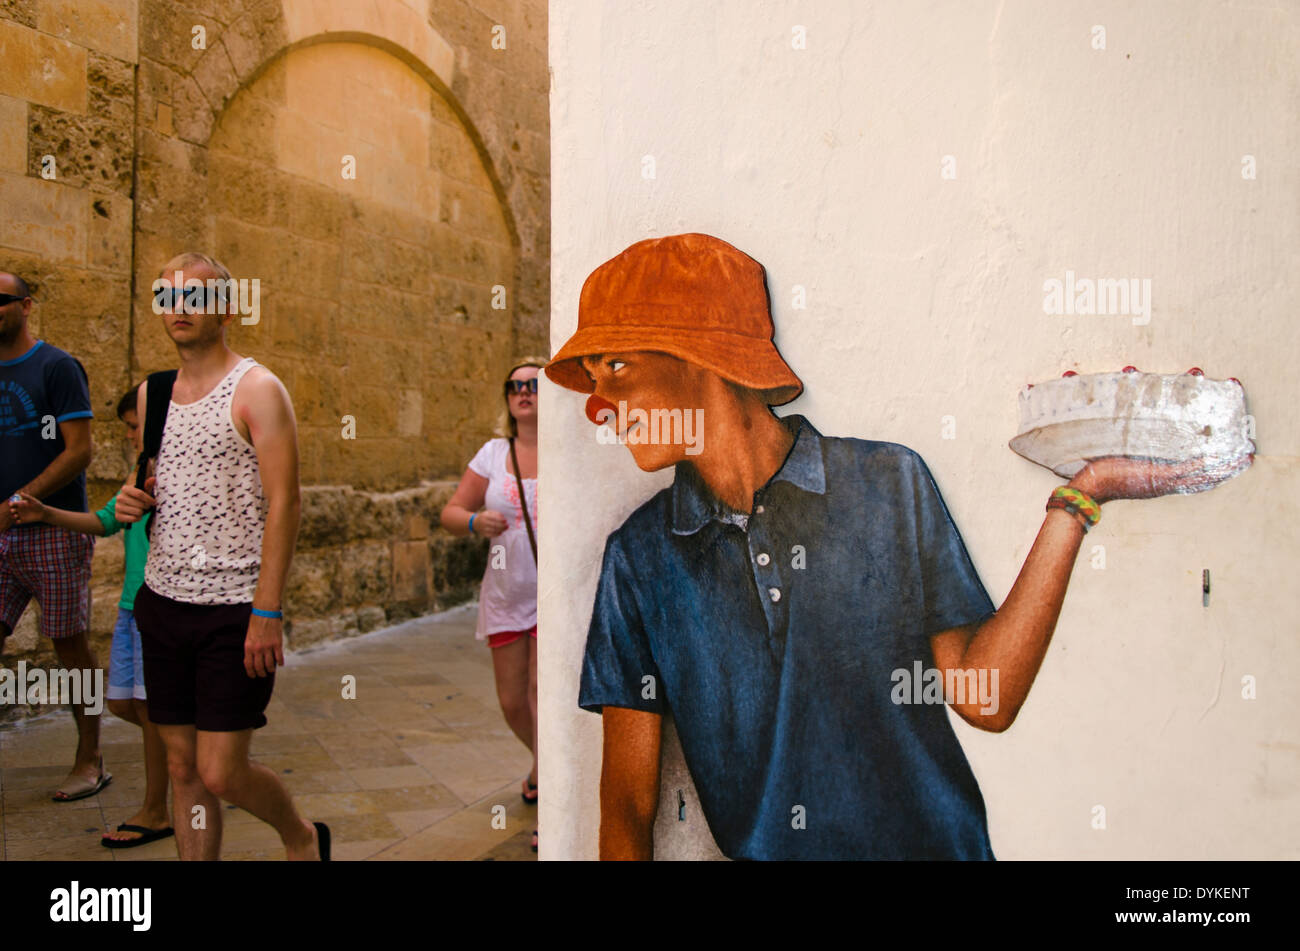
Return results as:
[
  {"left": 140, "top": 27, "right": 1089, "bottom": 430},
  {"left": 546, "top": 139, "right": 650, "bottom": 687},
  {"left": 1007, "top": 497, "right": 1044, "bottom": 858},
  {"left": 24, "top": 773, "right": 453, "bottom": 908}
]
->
[
  {"left": 135, "top": 369, "right": 177, "bottom": 490},
  {"left": 509, "top": 437, "right": 537, "bottom": 563},
  {"left": 133, "top": 370, "right": 177, "bottom": 540}
]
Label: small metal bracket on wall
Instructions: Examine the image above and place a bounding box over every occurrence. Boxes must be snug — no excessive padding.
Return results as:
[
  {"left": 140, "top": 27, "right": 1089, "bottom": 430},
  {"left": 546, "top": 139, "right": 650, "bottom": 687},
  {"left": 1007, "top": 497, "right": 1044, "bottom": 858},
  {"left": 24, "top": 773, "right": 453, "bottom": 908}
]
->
[{"left": 1203, "top": 569, "right": 1211, "bottom": 607}]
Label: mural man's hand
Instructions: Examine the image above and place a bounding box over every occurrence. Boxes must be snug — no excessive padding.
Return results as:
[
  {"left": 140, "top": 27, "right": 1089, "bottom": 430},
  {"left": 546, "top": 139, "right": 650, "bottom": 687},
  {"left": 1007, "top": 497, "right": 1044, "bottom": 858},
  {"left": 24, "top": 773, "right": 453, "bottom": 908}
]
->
[{"left": 1068, "top": 452, "right": 1252, "bottom": 504}]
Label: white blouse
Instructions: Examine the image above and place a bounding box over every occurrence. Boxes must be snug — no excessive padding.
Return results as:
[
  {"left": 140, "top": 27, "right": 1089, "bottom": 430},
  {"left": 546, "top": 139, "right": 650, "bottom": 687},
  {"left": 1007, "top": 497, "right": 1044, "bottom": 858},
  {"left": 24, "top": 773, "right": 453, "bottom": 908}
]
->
[{"left": 467, "top": 438, "right": 538, "bottom": 638}]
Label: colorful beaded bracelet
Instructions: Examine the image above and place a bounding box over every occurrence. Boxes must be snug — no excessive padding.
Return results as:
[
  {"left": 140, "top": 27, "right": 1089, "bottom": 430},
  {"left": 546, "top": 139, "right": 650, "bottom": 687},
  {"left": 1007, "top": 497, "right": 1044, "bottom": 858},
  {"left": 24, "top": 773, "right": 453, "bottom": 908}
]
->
[{"left": 1047, "top": 486, "right": 1101, "bottom": 532}]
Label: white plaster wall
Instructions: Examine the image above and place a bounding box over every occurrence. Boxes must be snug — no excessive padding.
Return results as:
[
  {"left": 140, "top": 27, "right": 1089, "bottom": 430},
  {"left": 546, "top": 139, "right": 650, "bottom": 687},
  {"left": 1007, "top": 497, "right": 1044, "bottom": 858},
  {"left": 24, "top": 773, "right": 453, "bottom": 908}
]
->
[{"left": 540, "top": 0, "right": 1299, "bottom": 860}]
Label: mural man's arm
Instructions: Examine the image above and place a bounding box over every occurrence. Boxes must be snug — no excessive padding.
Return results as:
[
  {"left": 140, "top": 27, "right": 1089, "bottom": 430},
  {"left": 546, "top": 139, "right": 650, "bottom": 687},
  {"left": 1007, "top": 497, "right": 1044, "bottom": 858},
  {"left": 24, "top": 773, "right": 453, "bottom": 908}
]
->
[
  {"left": 931, "top": 456, "right": 1209, "bottom": 733},
  {"left": 599, "top": 706, "right": 662, "bottom": 860},
  {"left": 930, "top": 504, "right": 1084, "bottom": 732}
]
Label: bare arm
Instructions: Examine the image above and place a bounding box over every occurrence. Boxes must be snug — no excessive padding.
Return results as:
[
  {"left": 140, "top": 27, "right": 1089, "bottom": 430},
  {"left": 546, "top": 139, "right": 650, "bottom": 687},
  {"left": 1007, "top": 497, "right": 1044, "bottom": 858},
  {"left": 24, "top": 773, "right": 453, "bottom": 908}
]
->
[
  {"left": 8, "top": 491, "right": 107, "bottom": 536},
  {"left": 440, "top": 468, "right": 488, "bottom": 535},
  {"left": 20, "top": 417, "right": 93, "bottom": 501},
  {"left": 1, "top": 418, "right": 93, "bottom": 533},
  {"left": 236, "top": 369, "right": 300, "bottom": 677},
  {"left": 930, "top": 505, "right": 1084, "bottom": 732},
  {"left": 440, "top": 465, "right": 508, "bottom": 538},
  {"left": 598, "top": 707, "right": 663, "bottom": 860},
  {"left": 931, "top": 455, "right": 1231, "bottom": 732}
]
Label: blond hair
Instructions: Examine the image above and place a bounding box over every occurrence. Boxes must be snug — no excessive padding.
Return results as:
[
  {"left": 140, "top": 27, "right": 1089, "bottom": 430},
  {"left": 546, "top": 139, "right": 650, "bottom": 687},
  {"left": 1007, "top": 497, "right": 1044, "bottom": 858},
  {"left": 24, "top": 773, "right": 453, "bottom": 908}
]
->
[
  {"left": 158, "top": 251, "right": 232, "bottom": 282},
  {"left": 495, "top": 356, "right": 548, "bottom": 438},
  {"left": 157, "top": 252, "right": 234, "bottom": 315}
]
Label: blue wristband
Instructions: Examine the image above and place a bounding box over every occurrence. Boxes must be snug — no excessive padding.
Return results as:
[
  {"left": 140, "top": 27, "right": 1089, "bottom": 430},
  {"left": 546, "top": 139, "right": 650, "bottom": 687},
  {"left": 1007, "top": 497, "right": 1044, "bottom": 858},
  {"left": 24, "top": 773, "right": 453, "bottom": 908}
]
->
[
  {"left": 468, "top": 513, "right": 477, "bottom": 535},
  {"left": 251, "top": 607, "right": 283, "bottom": 619}
]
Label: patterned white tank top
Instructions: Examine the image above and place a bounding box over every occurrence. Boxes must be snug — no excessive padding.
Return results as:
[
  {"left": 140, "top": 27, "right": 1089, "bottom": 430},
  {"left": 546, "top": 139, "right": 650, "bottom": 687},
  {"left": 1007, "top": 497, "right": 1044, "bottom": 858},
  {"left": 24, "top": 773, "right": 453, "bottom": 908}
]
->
[{"left": 144, "top": 357, "right": 267, "bottom": 604}]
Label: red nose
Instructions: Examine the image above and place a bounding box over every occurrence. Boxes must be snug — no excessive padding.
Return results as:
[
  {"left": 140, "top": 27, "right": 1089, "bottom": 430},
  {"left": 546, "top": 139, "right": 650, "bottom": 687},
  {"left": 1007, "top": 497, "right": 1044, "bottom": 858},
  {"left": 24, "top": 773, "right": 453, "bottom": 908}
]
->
[{"left": 586, "top": 394, "right": 617, "bottom": 425}]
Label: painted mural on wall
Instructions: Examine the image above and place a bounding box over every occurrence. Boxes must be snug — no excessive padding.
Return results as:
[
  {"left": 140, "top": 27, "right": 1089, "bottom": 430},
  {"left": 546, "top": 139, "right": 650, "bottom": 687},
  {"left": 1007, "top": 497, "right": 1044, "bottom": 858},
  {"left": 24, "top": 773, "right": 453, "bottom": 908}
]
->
[{"left": 543, "top": 232, "right": 1253, "bottom": 860}]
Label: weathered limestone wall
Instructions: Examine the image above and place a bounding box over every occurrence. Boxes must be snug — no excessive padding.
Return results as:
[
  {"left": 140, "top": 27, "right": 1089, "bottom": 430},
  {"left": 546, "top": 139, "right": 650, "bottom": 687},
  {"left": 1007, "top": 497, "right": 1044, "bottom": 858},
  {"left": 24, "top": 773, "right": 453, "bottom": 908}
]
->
[
  {"left": 286, "top": 481, "right": 489, "bottom": 648},
  {"left": 0, "top": 0, "right": 547, "bottom": 721},
  {"left": 0, "top": 0, "right": 139, "bottom": 489},
  {"left": 204, "top": 42, "right": 514, "bottom": 489},
  {"left": 0, "top": 0, "right": 141, "bottom": 712}
]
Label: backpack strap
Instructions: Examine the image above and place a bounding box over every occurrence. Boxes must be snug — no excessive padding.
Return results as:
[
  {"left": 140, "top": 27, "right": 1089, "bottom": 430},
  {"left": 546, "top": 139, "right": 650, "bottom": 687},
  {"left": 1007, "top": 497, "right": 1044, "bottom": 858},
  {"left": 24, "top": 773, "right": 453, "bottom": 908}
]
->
[{"left": 134, "top": 369, "right": 177, "bottom": 491}]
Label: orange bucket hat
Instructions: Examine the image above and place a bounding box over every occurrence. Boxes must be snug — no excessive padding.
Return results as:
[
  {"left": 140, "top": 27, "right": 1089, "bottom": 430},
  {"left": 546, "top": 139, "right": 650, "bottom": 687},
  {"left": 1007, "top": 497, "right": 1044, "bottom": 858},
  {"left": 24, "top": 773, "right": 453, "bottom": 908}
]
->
[{"left": 544, "top": 233, "right": 803, "bottom": 406}]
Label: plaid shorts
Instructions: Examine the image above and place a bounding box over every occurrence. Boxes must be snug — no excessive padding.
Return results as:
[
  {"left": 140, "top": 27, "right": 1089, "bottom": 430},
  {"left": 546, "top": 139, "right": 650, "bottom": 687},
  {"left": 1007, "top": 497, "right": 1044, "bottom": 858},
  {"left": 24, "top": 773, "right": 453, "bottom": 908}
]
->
[{"left": 0, "top": 524, "right": 94, "bottom": 640}]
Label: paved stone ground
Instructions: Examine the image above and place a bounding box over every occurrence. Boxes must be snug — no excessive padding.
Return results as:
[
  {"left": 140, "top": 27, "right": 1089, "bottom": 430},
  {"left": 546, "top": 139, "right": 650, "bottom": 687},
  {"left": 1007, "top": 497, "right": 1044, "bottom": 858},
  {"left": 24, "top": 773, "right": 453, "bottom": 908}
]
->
[{"left": 0, "top": 604, "right": 536, "bottom": 861}]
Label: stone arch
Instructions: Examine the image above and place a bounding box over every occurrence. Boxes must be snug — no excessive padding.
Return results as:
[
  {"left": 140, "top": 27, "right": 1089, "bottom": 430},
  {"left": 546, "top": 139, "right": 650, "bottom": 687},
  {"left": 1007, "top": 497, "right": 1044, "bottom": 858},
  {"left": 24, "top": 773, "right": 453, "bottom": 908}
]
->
[
  {"left": 175, "top": 0, "right": 519, "bottom": 248},
  {"left": 200, "top": 32, "right": 517, "bottom": 491}
]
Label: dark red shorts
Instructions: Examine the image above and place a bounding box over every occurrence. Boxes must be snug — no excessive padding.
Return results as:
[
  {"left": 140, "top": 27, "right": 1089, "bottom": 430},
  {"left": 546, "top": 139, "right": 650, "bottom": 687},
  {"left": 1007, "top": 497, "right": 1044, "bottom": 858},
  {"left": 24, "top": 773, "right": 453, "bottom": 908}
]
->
[
  {"left": 487, "top": 625, "right": 537, "bottom": 649},
  {"left": 133, "top": 583, "right": 274, "bottom": 732}
]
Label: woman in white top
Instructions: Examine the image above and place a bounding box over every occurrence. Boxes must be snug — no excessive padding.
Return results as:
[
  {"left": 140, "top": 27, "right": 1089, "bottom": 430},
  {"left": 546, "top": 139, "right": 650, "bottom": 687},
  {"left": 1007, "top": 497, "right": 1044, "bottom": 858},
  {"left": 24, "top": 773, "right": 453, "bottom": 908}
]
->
[{"left": 441, "top": 358, "right": 542, "bottom": 851}]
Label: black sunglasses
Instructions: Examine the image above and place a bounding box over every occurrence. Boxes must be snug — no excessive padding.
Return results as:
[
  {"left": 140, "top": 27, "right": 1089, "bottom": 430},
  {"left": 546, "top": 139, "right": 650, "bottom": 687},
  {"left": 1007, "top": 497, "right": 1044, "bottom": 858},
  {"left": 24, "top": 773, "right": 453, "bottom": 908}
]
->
[
  {"left": 153, "top": 286, "right": 227, "bottom": 313},
  {"left": 505, "top": 378, "right": 539, "bottom": 395},
  {"left": 0, "top": 294, "right": 29, "bottom": 306}
]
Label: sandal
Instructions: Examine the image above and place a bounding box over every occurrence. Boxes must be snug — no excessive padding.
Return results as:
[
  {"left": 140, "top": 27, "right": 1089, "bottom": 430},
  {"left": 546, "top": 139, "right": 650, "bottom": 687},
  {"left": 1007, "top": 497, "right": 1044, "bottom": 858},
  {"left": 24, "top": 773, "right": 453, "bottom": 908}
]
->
[
  {"left": 53, "top": 756, "right": 112, "bottom": 802},
  {"left": 521, "top": 777, "right": 538, "bottom": 805},
  {"left": 531, "top": 829, "right": 538, "bottom": 853},
  {"left": 102, "top": 823, "right": 174, "bottom": 849}
]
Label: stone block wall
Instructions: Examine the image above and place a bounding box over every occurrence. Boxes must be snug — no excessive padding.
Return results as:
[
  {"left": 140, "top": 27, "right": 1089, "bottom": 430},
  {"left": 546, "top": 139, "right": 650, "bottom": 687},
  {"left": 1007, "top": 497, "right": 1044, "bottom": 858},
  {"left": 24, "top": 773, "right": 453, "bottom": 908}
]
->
[
  {"left": 285, "top": 481, "right": 489, "bottom": 648},
  {"left": 0, "top": 0, "right": 547, "bottom": 723}
]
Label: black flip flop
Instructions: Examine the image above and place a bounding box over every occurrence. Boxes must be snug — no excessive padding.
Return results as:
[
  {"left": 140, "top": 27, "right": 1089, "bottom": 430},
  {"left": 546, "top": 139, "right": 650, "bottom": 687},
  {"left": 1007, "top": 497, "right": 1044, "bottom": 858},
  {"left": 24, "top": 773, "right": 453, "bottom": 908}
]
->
[
  {"left": 521, "top": 779, "right": 538, "bottom": 805},
  {"left": 102, "top": 823, "right": 175, "bottom": 850},
  {"left": 313, "top": 821, "right": 331, "bottom": 862}
]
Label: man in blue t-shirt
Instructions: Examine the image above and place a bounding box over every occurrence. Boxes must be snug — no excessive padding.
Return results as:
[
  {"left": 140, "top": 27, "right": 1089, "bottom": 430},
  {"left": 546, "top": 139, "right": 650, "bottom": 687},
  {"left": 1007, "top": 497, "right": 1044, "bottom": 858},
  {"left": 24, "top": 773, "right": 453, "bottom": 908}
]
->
[
  {"left": 0, "top": 271, "right": 108, "bottom": 803},
  {"left": 544, "top": 234, "right": 1212, "bottom": 860}
]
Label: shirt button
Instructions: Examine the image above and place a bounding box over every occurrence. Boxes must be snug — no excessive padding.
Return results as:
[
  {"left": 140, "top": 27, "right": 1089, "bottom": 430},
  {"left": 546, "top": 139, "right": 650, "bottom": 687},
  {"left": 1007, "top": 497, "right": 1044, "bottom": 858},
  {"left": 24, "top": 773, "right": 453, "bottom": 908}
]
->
[
  {"left": 755, "top": 505, "right": 765, "bottom": 515},
  {"left": 768, "top": 586, "right": 781, "bottom": 602},
  {"left": 756, "top": 552, "right": 770, "bottom": 566}
]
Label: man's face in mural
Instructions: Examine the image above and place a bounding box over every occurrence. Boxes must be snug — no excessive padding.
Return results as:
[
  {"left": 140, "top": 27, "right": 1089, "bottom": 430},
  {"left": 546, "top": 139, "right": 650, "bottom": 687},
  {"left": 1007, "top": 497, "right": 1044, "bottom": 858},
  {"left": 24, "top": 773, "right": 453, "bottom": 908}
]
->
[{"left": 580, "top": 350, "right": 711, "bottom": 472}]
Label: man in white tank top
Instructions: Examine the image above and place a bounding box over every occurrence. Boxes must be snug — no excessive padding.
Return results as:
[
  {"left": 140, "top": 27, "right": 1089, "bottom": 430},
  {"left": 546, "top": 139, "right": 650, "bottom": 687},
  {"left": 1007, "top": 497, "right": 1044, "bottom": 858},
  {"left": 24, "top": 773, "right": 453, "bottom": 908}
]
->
[{"left": 115, "top": 253, "right": 326, "bottom": 860}]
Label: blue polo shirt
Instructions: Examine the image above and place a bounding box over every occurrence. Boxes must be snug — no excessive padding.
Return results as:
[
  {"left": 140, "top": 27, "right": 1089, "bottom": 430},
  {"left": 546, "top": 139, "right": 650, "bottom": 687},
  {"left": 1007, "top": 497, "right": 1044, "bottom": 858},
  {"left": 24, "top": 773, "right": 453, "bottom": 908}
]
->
[
  {"left": 0, "top": 340, "right": 93, "bottom": 516},
  {"left": 579, "top": 414, "right": 998, "bottom": 860}
]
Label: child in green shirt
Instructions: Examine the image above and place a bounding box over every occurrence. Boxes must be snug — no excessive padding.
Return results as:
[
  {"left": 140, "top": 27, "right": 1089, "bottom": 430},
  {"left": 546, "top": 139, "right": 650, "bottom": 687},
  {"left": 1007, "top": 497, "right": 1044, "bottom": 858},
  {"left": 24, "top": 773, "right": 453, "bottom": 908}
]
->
[{"left": 10, "top": 386, "right": 172, "bottom": 849}]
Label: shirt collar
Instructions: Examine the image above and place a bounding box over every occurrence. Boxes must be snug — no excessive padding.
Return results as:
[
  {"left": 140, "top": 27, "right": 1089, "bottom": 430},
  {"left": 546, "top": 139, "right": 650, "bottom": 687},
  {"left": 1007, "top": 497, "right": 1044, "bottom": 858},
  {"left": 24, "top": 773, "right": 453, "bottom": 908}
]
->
[
  {"left": 671, "top": 413, "right": 826, "bottom": 535},
  {"left": 0, "top": 340, "right": 43, "bottom": 367}
]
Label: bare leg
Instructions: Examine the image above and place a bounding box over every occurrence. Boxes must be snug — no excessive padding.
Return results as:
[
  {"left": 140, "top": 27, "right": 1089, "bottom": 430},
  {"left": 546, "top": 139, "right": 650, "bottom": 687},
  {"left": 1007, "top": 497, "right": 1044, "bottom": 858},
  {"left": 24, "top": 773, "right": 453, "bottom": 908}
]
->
[
  {"left": 107, "top": 697, "right": 140, "bottom": 725},
  {"left": 527, "top": 636, "right": 539, "bottom": 851},
  {"left": 195, "top": 729, "right": 318, "bottom": 861},
  {"left": 491, "top": 638, "right": 536, "bottom": 755},
  {"left": 51, "top": 632, "right": 102, "bottom": 789},
  {"left": 102, "top": 699, "right": 171, "bottom": 843},
  {"left": 491, "top": 637, "right": 537, "bottom": 786},
  {"left": 528, "top": 636, "right": 538, "bottom": 787},
  {"left": 139, "top": 704, "right": 171, "bottom": 820},
  {"left": 158, "top": 723, "right": 221, "bottom": 860}
]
